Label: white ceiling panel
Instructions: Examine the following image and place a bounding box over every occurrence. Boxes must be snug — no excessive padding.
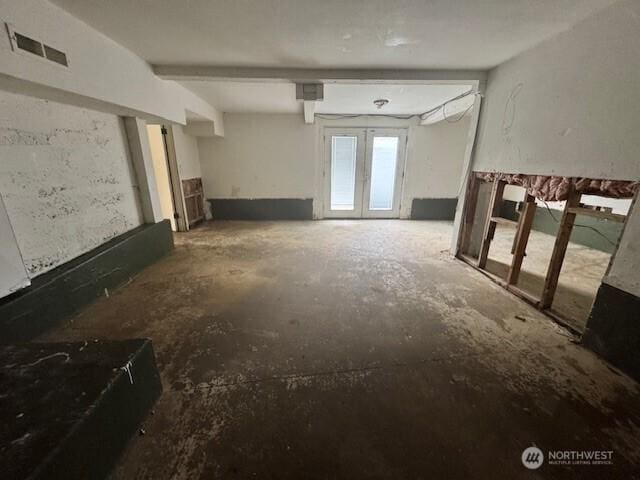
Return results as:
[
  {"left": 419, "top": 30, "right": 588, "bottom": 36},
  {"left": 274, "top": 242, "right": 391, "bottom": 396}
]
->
[{"left": 52, "top": 0, "right": 617, "bottom": 70}]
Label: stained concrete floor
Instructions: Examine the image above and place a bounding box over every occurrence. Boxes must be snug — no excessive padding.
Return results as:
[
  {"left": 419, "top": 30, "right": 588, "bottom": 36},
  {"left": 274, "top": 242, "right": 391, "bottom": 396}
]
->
[
  {"left": 485, "top": 225, "right": 611, "bottom": 332},
  {"left": 40, "top": 220, "right": 640, "bottom": 479}
]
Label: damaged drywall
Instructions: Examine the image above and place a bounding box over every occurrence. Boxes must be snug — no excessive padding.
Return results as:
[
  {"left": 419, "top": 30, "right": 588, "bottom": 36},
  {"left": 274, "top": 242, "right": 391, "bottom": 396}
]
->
[
  {"left": 463, "top": 0, "right": 640, "bottom": 380},
  {"left": 0, "top": 90, "right": 143, "bottom": 277},
  {"left": 473, "top": 0, "right": 640, "bottom": 180}
]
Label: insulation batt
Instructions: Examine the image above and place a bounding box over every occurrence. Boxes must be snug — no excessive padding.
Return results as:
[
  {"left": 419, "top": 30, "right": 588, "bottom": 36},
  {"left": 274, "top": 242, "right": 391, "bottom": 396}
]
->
[{"left": 475, "top": 172, "right": 639, "bottom": 202}]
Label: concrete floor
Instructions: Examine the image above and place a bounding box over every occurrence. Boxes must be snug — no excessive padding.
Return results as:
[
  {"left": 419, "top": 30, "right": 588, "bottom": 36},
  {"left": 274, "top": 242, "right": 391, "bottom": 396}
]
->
[
  {"left": 40, "top": 220, "right": 640, "bottom": 479},
  {"left": 485, "top": 225, "right": 611, "bottom": 332}
]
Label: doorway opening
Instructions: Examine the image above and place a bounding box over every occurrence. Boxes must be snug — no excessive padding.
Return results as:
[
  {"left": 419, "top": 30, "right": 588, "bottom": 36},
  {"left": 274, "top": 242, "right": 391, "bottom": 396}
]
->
[
  {"left": 146, "top": 124, "right": 188, "bottom": 232},
  {"left": 323, "top": 128, "right": 407, "bottom": 219}
]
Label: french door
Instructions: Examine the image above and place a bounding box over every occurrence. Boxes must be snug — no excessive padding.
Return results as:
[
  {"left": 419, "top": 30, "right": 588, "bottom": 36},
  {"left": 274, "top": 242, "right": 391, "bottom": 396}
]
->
[{"left": 323, "top": 128, "right": 407, "bottom": 218}]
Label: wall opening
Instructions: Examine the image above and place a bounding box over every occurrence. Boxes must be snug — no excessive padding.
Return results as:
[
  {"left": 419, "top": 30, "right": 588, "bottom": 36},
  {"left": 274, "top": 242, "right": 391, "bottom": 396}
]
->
[
  {"left": 458, "top": 173, "right": 636, "bottom": 335},
  {"left": 146, "top": 124, "right": 177, "bottom": 231}
]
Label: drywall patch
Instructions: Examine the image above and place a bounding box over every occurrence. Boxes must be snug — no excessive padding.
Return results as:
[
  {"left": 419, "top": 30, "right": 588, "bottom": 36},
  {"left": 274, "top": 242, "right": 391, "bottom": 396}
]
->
[{"left": 0, "top": 91, "right": 143, "bottom": 277}]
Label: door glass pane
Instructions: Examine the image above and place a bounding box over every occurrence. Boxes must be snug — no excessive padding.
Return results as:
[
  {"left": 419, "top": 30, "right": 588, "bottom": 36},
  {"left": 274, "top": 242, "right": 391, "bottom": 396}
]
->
[
  {"left": 369, "top": 136, "right": 399, "bottom": 210},
  {"left": 330, "top": 136, "right": 357, "bottom": 210}
]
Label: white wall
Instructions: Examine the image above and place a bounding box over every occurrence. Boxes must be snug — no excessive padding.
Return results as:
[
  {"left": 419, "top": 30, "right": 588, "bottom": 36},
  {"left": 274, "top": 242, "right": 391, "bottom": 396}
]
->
[
  {"left": 0, "top": 90, "right": 142, "bottom": 277},
  {"left": 199, "top": 114, "right": 317, "bottom": 200},
  {"left": 402, "top": 118, "right": 471, "bottom": 216},
  {"left": 471, "top": 0, "right": 640, "bottom": 298},
  {"left": 473, "top": 0, "right": 640, "bottom": 181},
  {"left": 0, "top": 0, "right": 223, "bottom": 133},
  {"left": 606, "top": 196, "right": 640, "bottom": 297},
  {"left": 172, "top": 125, "right": 202, "bottom": 181},
  {"left": 198, "top": 113, "right": 470, "bottom": 218}
]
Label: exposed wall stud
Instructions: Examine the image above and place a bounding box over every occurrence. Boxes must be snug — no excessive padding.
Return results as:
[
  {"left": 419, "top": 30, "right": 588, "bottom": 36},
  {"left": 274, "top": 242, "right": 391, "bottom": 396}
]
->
[
  {"left": 540, "top": 188, "right": 582, "bottom": 308},
  {"left": 477, "top": 179, "right": 505, "bottom": 268},
  {"left": 507, "top": 194, "right": 536, "bottom": 285},
  {"left": 460, "top": 175, "right": 480, "bottom": 255}
]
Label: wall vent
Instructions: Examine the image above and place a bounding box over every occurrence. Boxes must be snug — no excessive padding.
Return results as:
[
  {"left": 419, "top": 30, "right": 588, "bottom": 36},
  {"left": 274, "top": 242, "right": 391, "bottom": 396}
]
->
[
  {"left": 14, "top": 32, "right": 44, "bottom": 57},
  {"left": 43, "top": 44, "right": 68, "bottom": 67},
  {"left": 5, "top": 23, "right": 69, "bottom": 67}
]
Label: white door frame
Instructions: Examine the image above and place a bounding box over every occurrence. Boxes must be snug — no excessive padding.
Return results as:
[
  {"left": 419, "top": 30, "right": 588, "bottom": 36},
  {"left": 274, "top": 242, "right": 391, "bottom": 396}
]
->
[
  {"left": 322, "top": 127, "right": 407, "bottom": 219},
  {"left": 362, "top": 128, "right": 408, "bottom": 219},
  {"left": 323, "top": 128, "right": 366, "bottom": 218}
]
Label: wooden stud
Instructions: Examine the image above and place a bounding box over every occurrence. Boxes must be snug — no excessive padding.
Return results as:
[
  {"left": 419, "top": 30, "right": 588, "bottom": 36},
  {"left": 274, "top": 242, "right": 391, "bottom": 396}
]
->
[
  {"left": 540, "top": 188, "right": 582, "bottom": 309},
  {"left": 509, "top": 202, "right": 521, "bottom": 255},
  {"left": 460, "top": 175, "right": 481, "bottom": 255},
  {"left": 507, "top": 194, "right": 536, "bottom": 285},
  {"left": 477, "top": 179, "right": 505, "bottom": 269}
]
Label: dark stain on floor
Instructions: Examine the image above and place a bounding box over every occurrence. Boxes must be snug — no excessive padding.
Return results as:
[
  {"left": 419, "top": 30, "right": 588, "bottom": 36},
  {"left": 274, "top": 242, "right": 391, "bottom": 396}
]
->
[{"left": 40, "top": 220, "right": 640, "bottom": 479}]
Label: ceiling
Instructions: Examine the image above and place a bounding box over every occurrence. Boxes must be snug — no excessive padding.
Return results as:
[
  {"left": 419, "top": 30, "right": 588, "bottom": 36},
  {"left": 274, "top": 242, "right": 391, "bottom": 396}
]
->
[
  {"left": 316, "top": 84, "right": 471, "bottom": 115},
  {"left": 51, "top": 0, "right": 616, "bottom": 70},
  {"left": 181, "top": 81, "right": 473, "bottom": 115}
]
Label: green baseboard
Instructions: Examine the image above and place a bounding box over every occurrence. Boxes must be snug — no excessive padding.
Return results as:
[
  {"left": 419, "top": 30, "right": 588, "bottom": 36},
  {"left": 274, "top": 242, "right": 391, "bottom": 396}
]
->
[
  {"left": 410, "top": 198, "right": 458, "bottom": 220},
  {"left": 583, "top": 283, "right": 640, "bottom": 383},
  {"left": 0, "top": 220, "right": 173, "bottom": 342},
  {"left": 209, "top": 198, "right": 313, "bottom": 220}
]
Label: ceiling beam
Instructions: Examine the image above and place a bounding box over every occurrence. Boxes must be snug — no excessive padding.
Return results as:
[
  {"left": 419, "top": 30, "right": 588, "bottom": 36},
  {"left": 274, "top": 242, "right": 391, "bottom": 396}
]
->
[
  {"left": 183, "top": 121, "right": 217, "bottom": 137},
  {"left": 303, "top": 101, "right": 316, "bottom": 124},
  {"left": 153, "top": 66, "right": 487, "bottom": 84}
]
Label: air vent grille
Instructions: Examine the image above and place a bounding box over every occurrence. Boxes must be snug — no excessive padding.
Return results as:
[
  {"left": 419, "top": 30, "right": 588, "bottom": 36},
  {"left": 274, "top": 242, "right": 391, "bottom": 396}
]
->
[
  {"left": 6, "top": 24, "right": 69, "bottom": 68},
  {"left": 43, "top": 44, "right": 68, "bottom": 66},
  {"left": 15, "top": 32, "right": 44, "bottom": 57}
]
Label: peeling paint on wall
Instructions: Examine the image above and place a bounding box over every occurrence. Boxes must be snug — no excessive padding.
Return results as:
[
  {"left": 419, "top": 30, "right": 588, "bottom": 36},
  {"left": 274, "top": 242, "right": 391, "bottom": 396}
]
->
[{"left": 0, "top": 91, "right": 143, "bottom": 277}]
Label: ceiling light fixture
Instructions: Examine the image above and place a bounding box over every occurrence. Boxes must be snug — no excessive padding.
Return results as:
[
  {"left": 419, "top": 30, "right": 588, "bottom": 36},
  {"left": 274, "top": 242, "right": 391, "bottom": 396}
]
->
[{"left": 373, "top": 98, "right": 389, "bottom": 109}]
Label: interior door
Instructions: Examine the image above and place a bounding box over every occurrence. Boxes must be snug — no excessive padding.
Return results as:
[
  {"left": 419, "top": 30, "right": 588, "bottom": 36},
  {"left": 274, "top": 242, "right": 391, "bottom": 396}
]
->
[
  {"left": 323, "top": 128, "right": 366, "bottom": 218},
  {"left": 362, "top": 128, "right": 407, "bottom": 218}
]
